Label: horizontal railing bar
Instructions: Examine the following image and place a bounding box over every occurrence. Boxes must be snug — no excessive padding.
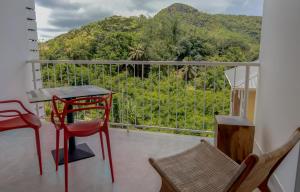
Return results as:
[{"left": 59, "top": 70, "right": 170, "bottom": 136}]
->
[
  {"left": 27, "top": 60, "right": 260, "bottom": 67},
  {"left": 110, "top": 122, "right": 214, "bottom": 134}
]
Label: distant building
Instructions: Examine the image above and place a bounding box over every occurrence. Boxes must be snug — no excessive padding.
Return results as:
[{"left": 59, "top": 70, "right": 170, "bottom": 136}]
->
[{"left": 225, "top": 66, "right": 258, "bottom": 121}]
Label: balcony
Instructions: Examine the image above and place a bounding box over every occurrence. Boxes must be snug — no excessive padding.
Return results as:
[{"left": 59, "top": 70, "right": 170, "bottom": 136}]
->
[
  {"left": 1, "top": 0, "right": 300, "bottom": 191},
  {"left": 0, "top": 60, "right": 258, "bottom": 192}
]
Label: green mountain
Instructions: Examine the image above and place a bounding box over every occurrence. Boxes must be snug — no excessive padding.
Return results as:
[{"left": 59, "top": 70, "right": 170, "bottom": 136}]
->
[{"left": 40, "top": 3, "right": 262, "bottom": 62}]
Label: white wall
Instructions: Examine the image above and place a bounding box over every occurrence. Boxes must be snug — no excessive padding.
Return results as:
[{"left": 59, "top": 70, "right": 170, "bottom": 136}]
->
[
  {"left": 256, "top": 0, "right": 300, "bottom": 191},
  {"left": 0, "top": 0, "right": 38, "bottom": 108}
]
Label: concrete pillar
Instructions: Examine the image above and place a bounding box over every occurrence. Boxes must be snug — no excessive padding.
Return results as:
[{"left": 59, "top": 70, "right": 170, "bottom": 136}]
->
[
  {"left": 0, "top": 0, "right": 39, "bottom": 108},
  {"left": 256, "top": 0, "right": 300, "bottom": 191}
]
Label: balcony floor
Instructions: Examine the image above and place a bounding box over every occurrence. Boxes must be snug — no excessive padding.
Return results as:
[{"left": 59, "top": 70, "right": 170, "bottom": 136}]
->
[{"left": 0, "top": 122, "right": 207, "bottom": 192}]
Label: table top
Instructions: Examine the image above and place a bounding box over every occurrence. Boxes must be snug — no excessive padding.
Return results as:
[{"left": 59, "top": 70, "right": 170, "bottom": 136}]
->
[
  {"left": 27, "top": 85, "right": 112, "bottom": 103},
  {"left": 215, "top": 115, "right": 254, "bottom": 127}
]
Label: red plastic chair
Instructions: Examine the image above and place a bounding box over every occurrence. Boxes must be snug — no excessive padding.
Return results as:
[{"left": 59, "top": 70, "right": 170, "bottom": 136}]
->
[
  {"left": 51, "top": 93, "right": 114, "bottom": 192},
  {"left": 0, "top": 100, "right": 42, "bottom": 175}
]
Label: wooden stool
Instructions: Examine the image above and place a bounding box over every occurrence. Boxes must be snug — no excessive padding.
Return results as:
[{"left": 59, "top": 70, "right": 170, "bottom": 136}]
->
[{"left": 215, "top": 115, "right": 255, "bottom": 164}]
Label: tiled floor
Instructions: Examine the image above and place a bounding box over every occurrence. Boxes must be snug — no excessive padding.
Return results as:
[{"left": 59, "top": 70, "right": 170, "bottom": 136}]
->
[{"left": 0, "top": 122, "right": 205, "bottom": 192}]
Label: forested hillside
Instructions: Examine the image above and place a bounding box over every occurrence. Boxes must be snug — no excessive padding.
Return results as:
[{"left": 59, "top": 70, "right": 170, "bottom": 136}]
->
[
  {"left": 40, "top": 3, "right": 261, "bottom": 62},
  {"left": 39, "top": 3, "right": 261, "bottom": 135}
]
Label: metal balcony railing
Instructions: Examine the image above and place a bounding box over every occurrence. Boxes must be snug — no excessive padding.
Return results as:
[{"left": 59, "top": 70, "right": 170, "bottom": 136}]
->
[{"left": 27, "top": 60, "right": 260, "bottom": 136}]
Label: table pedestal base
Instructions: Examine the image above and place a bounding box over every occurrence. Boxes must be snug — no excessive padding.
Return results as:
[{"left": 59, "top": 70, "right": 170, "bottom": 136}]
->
[{"left": 51, "top": 143, "right": 95, "bottom": 165}]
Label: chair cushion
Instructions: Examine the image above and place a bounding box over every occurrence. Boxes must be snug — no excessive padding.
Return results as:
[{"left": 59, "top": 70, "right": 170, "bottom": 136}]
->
[
  {"left": 150, "top": 140, "right": 243, "bottom": 192},
  {"left": 66, "top": 119, "right": 103, "bottom": 136},
  {"left": 0, "top": 114, "right": 41, "bottom": 131}
]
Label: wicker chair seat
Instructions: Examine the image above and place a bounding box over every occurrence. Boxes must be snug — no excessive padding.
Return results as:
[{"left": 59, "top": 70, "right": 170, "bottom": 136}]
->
[{"left": 149, "top": 140, "right": 243, "bottom": 192}]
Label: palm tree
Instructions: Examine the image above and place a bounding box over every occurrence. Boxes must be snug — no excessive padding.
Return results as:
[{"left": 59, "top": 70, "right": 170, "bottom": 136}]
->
[
  {"left": 180, "top": 65, "right": 198, "bottom": 81},
  {"left": 129, "top": 44, "right": 145, "bottom": 60},
  {"left": 128, "top": 44, "right": 150, "bottom": 78}
]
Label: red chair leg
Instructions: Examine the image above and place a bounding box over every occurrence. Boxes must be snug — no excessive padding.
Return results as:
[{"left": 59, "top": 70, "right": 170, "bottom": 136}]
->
[
  {"left": 55, "top": 130, "right": 60, "bottom": 171},
  {"left": 99, "top": 131, "right": 105, "bottom": 160},
  {"left": 64, "top": 134, "right": 69, "bottom": 192},
  {"left": 105, "top": 130, "right": 114, "bottom": 182},
  {"left": 34, "top": 129, "right": 43, "bottom": 175}
]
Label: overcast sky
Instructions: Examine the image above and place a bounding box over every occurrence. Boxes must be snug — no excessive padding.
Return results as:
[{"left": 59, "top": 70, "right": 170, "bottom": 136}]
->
[{"left": 35, "top": 0, "right": 263, "bottom": 40}]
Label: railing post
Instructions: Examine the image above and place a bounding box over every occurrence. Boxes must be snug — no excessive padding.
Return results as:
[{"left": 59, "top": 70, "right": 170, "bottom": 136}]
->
[
  {"left": 31, "top": 61, "right": 40, "bottom": 116},
  {"left": 31, "top": 62, "right": 37, "bottom": 89},
  {"left": 230, "top": 67, "right": 237, "bottom": 116},
  {"left": 242, "top": 66, "right": 250, "bottom": 118}
]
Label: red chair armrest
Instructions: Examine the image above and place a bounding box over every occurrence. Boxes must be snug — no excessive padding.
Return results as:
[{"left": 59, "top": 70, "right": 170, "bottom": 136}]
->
[{"left": 0, "top": 100, "right": 33, "bottom": 114}]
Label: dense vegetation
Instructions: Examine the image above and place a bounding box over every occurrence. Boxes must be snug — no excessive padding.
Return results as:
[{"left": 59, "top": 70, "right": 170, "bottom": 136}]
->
[{"left": 40, "top": 3, "right": 261, "bottom": 136}]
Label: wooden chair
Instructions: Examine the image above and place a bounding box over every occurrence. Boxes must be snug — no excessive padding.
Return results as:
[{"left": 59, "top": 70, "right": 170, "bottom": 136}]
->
[{"left": 149, "top": 127, "right": 300, "bottom": 192}]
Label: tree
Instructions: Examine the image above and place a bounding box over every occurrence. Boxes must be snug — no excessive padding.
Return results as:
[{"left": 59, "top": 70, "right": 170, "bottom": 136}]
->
[
  {"left": 128, "top": 44, "right": 150, "bottom": 78},
  {"left": 129, "top": 44, "right": 145, "bottom": 60},
  {"left": 179, "top": 57, "right": 198, "bottom": 81}
]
